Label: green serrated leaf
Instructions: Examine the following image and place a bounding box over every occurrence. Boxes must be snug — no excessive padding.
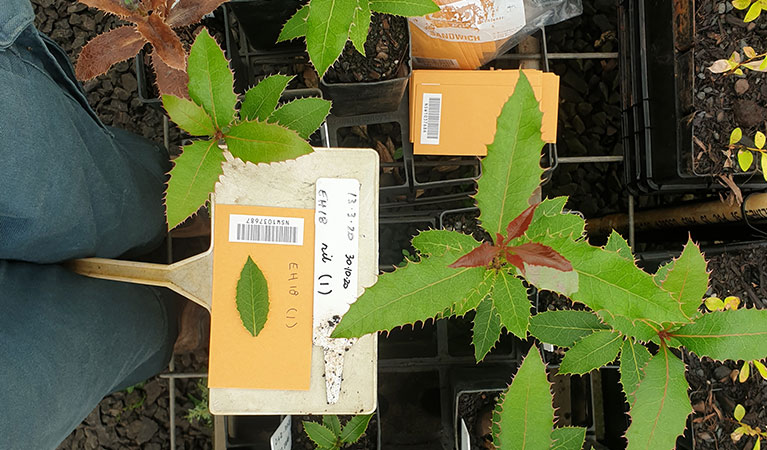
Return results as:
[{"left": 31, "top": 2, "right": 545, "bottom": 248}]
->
[
  {"left": 369, "top": 0, "right": 440, "bottom": 15},
  {"left": 550, "top": 427, "right": 587, "bottom": 450},
  {"left": 240, "top": 74, "right": 294, "bottom": 122},
  {"left": 165, "top": 139, "right": 224, "bottom": 229},
  {"left": 670, "top": 309, "right": 767, "bottom": 361},
  {"left": 332, "top": 238, "right": 485, "bottom": 338},
  {"left": 625, "top": 346, "right": 691, "bottom": 450},
  {"left": 187, "top": 29, "right": 237, "bottom": 129},
  {"left": 737, "top": 150, "right": 753, "bottom": 171},
  {"left": 278, "top": 4, "right": 309, "bottom": 42},
  {"left": 477, "top": 73, "right": 545, "bottom": 237},
  {"left": 162, "top": 95, "right": 216, "bottom": 136},
  {"left": 303, "top": 421, "right": 338, "bottom": 448},
  {"left": 654, "top": 260, "right": 673, "bottom": 285},
  {"left": 349, "top": 0, "right": 372, "bottom": 55},
  {"left": 236, "top": 256, "right": 269, "bottom": 336},
  {"left": 493, "top": 347, "right": 554, "bottom": 450},
  {"left": 524, "top": 198, "right": 586, "bottom": 241},
  {"left": 523, "top": 261, "right": 580, "bottom": 296},
  {"left": 224, "top": 120, "right": 313, "bottom": 164},
  {"left": 559, "top": 330, "right": 622, "bottom": 375},
  {"left": 411, "top": 229, "right": 481, "bottom": 257},
  {"left": 269, "top": 97, "right": 332, "bottom": 139},
  {"left": 661, "top": 238, "right": 708, "bottom": 319},
  {"left": 605, "top": 230, "right": 633, "bottom": 260},
  {"left": 340, "top": 414, "right": 373, "bottom": 443},
  {"left": 620, "top": 338, "right": 652, "bottom": 405},
  {"left": 529, "top": 310, "right": 609, "bottom": 347},
  {"left": 306, "top": 0, "right": 358, "bottom": 77},
  {"left": 596, "top": 311, "right": 660, "bottom": 343},
  {"left": 452, "top": 271, "right": 495, "bottom": 316},
  {"left": 491, "top": 271, "right": 532, "bottom": 339},
  {"left": 323, "top": 415, "right": 342, "bottom": 435},
  {"left": 538, "top": 236, "right": 689, "bottom": 326},
  {"left": 473, "top": 295, "right": 503, "bottom": 362}
]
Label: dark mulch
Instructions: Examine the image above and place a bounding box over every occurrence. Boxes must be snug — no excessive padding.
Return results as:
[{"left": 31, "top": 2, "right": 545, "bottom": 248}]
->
[
  {"left": 686, "top": 244, "right": 767, "bottom": 450},
  {"left": 324, "top": 14, "right": 409, "bottom": 84},
  {"left": 455, "top": 391, "right": 500, "bottom": 450},
  {"left": 691, "top": 2, "right": 767, "bottom": 178}
]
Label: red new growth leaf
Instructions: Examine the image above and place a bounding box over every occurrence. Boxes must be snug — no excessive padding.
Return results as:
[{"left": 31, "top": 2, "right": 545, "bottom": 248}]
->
[
  {"left": 508, "top": 243, "right": 573, "bottom": 272},
  {"left": 449, "top": 242, "right": 499, "bottom": 268},
  {"left": 80, "top": 0, "right": 137, "bottom": 19},
  {"left": 75, "top": 26, "right": 148, "bottom": 80},
  {"left": 166, "top": 0, "right": 229, "bottom": 28},
  {"left": 136, "top": 14, "right": 187, "bottom": 71},
  {"left": 151, "top": 50, "right": 190, "bottom": 99},
  {"left": 505, "top": 203, "right": 539, "bottom": 240},
  {"left": 505, "top": 250, "right": 526, "bottom": 273}
]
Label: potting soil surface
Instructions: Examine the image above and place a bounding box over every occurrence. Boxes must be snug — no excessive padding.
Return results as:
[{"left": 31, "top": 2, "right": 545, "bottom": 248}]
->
[{"left": 691, "top": 1, "right": 767, "bottom": 179}]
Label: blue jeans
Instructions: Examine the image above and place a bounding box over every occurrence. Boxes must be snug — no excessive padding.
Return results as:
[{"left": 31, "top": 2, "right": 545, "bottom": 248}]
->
[{"left": 0, "top": 1, "right": 178, "bottom": 448}]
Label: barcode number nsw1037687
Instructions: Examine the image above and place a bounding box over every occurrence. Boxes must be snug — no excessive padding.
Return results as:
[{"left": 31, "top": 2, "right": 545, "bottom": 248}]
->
[
  {"left": 420, "top": 93, "right": 442, "bottom": 145},
  {"left": 228, "top": 214, "right": 304, "bottom": 246}
]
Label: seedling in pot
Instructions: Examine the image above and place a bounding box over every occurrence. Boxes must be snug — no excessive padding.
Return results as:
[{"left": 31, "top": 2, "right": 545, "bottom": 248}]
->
[
  {"left": 303, "top": 414, "right": 373, "bottom": 449},
  {"left": 75, "top": 0, "right": 228, "bottom": 97},
  {"left": 731, "top": 404, "right": 767, "bottom": 449},
  {"left": 331, "top": 73, "right": 767, "bottom": 449},
  {"left": 162, "top": 30, "right": 331, "bottom": 337},
  {"left": 729, "top": 127, "right": 767, "bottom": 180},
  {"left": 708, "top": 46, "right": 767, "bottom": 75},
  {"left": 277, "top": 0, "right": 440, "bottom": 77}
]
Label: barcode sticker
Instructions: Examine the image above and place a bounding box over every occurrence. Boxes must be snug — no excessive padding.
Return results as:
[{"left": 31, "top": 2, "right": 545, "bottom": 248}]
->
[
  {"left": 420, "top": 93, "right": 442, "bottom": 145},
  {"left": 228, "top": 214, "right": 304, "bottom": 245}
]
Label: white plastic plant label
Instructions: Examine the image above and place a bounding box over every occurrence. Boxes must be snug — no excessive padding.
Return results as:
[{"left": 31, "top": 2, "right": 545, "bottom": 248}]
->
[
  {"left": 270, "top": 415, "right": 292, "bottom": 450},
  {"left": 313, "top": 178, "right": 361, "bottom": 403},
  {"left": 460, "top": 418, "right": 471, "bottom": 450},
  {"left": 409, "top": 0, "right": 527, "bottom": 43}
]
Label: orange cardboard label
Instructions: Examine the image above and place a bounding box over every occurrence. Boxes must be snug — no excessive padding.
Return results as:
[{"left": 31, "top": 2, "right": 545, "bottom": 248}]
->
[{"left": 208, "top": 204, "right": 314, "bottom": 390}]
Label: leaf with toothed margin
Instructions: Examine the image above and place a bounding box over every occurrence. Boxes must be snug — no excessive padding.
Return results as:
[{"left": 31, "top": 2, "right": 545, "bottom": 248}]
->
[
  {"left": 605, "top": 230, "right": 633, "bottom": 261},
  {"left": 306, "top": 0, "right": 358, "bottom": 77},
  {"left": 369, "top": 0, "right": 440, "bottom": 15},
  {"left": 476, "top": 73, "right": 545, "bottom": 238},
  {"left": 558, "top": 330, "right": 622, "bottom": 375},
  {"left": 654, "top": 260, "right": 673, "bottom": 285},
  {"left": 331, "top": 232, "right": 485, "bottom": 338},
  {"left": 224, "top": 120, "right": 313, "bottom": 164},
  {"left": 523, "top": 197, "right": 586, "bottom": 241},
  {"left": 597, "top": 311, "right": 660, "bottom": 343},
  {"left": 660, "top": 238, "right": 708, "bottom": 320},
  {"left": 452, "top": 270, "right": 495, "bottom": 316},
  {"left": 277, "top": 4, "right": 309, "bottom": 42},
  {"left": 269, "top": 97, "right": 332, "bottom": 139},
  {"left": 349, "top": 0, "right": 372, "bottom": 55},
  {"left": 550, "top": 427, "right": 586, "bottom": 450},
  {"left": 162, "top": 94, "right": 216, "bottom": 137},
  {"left": 625, "top": 345, "right": 691, "bottom": 450},
  {"left": 620, "top": 338, "right": 652, "bottom": 405},
  {"left": 535, "top": 235, "right": 690, "bottom": 326},
  {"left": 187, "top": 29, "right": 237, "bottom": 130},
  {"left": 473, "top": 295, "right": 502, "bottom": 362},
  {"left": 528, "top": 310, "right": 609, "bottom": 347},
  {"left": 492, "top": 347, "right": 554, "bottom": 450},
  {"left": 491, "top": 271, "right": 531, "bottom": 339},
  {"left": 240, "top": 74, "right": 293, "bottom": 122},
  {"left": 165, "top": 139, "right": 224, "bottom": 230},
  {"left": 669, "top": 309, "right": 767, "bottom": 361}
]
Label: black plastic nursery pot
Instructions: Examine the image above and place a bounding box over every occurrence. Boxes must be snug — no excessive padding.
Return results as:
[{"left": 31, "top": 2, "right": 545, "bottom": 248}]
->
[
  {"left": 620, "top": 0, "right": 767, "bottom": 193},
  {"left": 226, "top": 0, "right": 307, "bottom": 52}
]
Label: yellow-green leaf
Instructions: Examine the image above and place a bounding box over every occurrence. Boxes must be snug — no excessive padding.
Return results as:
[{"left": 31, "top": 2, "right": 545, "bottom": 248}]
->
[
  {"left": 705, "top": 296, "right": 725, "bottom": 311},
  {"left": 755, "top": 131, "right": 766, "bottom": 149},
  {"left": 734, "top": 68, "right": 745, "bottom": 75},
  {"left": 744, "top": 46, "right": 757, "bottom": 59},
  {"left": 165, "top": 139, "right": 224, "bottom": 229},
  {"left": 735, "top": 404, "right": 746, "bottom": 422},
  {"left": 761, "top": 153, "right": 767, "bottom": 179},
  {"left": 738, "top": 150, "right": 754, "bottom": 171},
  {"left": 236, "top": 256, "right": 270, "bottom": 336},
  {"left": 745, "top": 1, "right": 762, "bottom": 21},
  {"left": 733, "top": 0, "right": 752, "bottom": 9},
  {"left": 730, "top": 127, "right": 743, "bottom": 145},
  {"left": 760, "top": 58, "right": 767, "bottom": 71},
  {"left": 739, "top": 360, "right": 750, "bottom": 382},
  {"left": 754, "top": 360, "right": 767, "bottom": 378},
  {"left": 162, "top": 94, "right": 216, "bottom": 136}
]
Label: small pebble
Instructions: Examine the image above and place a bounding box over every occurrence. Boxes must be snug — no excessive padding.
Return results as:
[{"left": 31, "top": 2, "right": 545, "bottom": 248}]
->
[
  {"left": 735, "top": 78, "right": 750, "bottom": 95},
  {"left": 718, "top": 2, "right": 726, "bottom": 14},
  {"left": 697, "top": 91, "right": 706, "bottom": 100}
]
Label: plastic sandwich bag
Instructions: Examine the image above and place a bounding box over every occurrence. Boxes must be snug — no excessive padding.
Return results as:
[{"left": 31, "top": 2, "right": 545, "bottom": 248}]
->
[{"left": 409, "top": 0, "right": 583, "bottom": 69}]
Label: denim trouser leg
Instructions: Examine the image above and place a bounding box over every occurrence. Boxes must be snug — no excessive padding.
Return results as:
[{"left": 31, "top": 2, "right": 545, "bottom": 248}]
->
[
  {"left": 0, "top": 261, "right": 178, "bottom": 450},
  {"left": 0, "top": 3, "right": 179, "bottom": 449}
]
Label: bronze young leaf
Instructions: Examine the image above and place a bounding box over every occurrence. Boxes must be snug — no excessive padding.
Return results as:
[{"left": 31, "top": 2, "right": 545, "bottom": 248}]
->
[
  {"left": 448, "top": 242, "right": 499, "bottom": 268},
  {"left": 506, "top": 203, "right": 540, "bottom": 240}
]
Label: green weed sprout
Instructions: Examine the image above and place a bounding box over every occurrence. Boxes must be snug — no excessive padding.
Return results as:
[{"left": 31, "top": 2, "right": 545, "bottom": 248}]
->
[
  {"left": 708, "top": 47, "right": 767, "bottom": 75},
  {"left": 733, "top": 0, "right": 767, "bottom": 22},
  {"left": 729, "top": 127, "right": 767, "bottom": 180},
  {"left": 303, "top": 415, "right": 373, "bottom": 449},
  {"left": 732, "top": 404, "right": 766, "bottom": 449}
]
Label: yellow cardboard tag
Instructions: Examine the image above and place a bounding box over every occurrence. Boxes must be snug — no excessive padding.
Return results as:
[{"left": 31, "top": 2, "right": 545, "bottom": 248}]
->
[{"left": 208, "top": 204, "right": 314, "bottom": 390}]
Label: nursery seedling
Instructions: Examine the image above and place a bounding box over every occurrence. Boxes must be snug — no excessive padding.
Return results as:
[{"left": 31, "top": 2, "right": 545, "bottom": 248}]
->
[
  {"left": 330, "top": 73, "right": 767, "bottom": 449},
  {"left": 162, "top": 30, "right": 331, "bottom": 336},
  {"left": 277, "top": 0, "right": 440, "bottom": 77},
  {"left": 708, "top": 47, "right": 767, "bottom": 75},
  {"left": 729, "top": 127, "right": 767, "bottom": 180},
  {"left": 303, "top": 414, "right": 373, "bottom": 449},
  {"left": 185, "top": 379, "right": 212, "bottom": 427},
  {"left": 75, "top": 0, "right": 228, "bottom": 97},
  {"left": 731, "top": 404, "right": 767, "bottom": 449},
  {"left": 732, "top": 0, "right": 767, "bottom": 22}
]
